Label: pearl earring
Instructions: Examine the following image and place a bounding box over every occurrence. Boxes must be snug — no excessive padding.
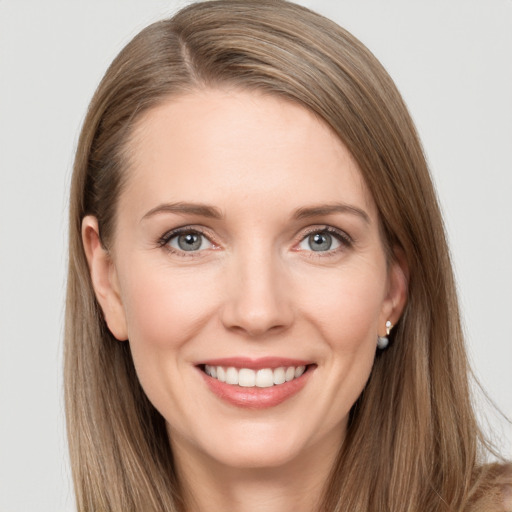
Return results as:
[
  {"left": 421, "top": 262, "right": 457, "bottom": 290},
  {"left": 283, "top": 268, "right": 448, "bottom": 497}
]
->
[{"left": 377, "top": 320, "right": 393, "bottom": 349}]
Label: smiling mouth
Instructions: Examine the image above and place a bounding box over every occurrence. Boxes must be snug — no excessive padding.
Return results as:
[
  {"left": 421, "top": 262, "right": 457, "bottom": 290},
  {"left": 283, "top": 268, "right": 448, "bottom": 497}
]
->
[{"left": 201, "top": 364, "right": 310, "bottom": 388}]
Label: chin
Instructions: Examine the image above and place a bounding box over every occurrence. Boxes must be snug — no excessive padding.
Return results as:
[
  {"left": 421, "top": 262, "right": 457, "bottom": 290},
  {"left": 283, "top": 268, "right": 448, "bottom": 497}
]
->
[
  {"left": 170, "top": 418, "right": 316, "bottom": 472},
  {"left": 209, "top": 439, "right": 307, "bottom": 470}
]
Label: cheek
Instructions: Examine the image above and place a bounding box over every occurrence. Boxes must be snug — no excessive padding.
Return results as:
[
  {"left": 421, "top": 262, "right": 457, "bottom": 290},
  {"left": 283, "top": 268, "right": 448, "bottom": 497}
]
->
[
  {"left": 299, "top": 261, "right": 387, "bottom": 411},
  {"left": 297, "top": 262, "right": 387, "bottom": 347},
  {"left": 118, "top": 263, "right": 220, "bottom": 352},
  {"left": 116, "top": 263, "right": 223, "bottom": 418}
]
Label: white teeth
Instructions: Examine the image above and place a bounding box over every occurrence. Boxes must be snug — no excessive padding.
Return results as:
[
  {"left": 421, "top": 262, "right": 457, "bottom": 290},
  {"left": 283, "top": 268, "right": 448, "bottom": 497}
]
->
[
  {"left": 225, "top": 367, "right": 239, "bottom": 385},
  {"left": 205, "top": 365, "right": 217, "bottom": 378},
  {"left": 239, "top": 368, "right": 256, "bottom": 387},
  {"left": 273, "top": 367, "right": 286, "bottom": 385},
  {"left": 256, "top": 369, "right": 274, "bottom": 388},
  {"left": 204, "top": 364, "right": 308, "bottom": 388},
  {"left": 217, "top": 366, "right": 226, "bottom": 382},
  {"left": 295, "top": 365, "right": 306, "bottom": 378}
]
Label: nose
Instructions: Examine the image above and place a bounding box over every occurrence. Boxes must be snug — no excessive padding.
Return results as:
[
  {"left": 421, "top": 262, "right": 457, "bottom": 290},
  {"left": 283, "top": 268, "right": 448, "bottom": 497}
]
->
[{"left": 220, "top": 248, "right": 294, "bottom": 338}]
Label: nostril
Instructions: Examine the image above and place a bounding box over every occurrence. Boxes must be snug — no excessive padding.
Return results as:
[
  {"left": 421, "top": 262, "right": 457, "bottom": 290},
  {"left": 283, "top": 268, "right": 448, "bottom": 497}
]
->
[
  {"left": 227, "top": 322, "right": 290, "bottom": 338},
  {"left": 220, "top": 268, "right": 294, "bottom": 336}
]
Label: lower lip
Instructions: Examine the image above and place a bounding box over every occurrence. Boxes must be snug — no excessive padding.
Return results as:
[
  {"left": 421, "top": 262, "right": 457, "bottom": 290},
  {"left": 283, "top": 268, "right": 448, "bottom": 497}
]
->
[{"left": 199, "top": 367, "right": 313, "bottom": 409}]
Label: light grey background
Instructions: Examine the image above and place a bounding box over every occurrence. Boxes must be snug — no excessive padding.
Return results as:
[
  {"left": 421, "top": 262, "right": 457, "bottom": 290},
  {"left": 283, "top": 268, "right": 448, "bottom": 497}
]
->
[{"left": 1, "top": 1, "right": 510, "bottom": 510}]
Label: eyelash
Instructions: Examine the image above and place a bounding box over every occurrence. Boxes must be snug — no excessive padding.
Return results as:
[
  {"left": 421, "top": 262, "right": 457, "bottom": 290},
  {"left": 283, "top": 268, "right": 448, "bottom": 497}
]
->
[
  {"left": 298, "top": 226, "right": 353, "bottom": 256},
  {"left": 157, "top": 226, "right": 217, "bottom": 257},
  {"left": 157, "top": 225, "right": 353, "bottom": 257}
]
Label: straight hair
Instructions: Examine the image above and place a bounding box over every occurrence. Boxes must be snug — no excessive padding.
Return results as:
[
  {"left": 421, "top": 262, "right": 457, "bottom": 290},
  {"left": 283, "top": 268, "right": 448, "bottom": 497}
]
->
[{"left": 65, "top": 1, "right": 511, "bottom": 510}]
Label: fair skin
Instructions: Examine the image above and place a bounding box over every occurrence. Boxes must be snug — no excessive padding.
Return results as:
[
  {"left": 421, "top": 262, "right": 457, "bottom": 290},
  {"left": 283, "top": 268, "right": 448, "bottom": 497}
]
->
[{"left": 83, "top": 89, "right": 407, "bottom": 512}]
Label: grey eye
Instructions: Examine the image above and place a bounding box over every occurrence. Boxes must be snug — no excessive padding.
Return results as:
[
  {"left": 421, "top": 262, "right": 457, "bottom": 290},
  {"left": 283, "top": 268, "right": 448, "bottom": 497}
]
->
[
  {"left": 298, "top": 231, "right": 341, "bottom": 252},
  {"left": 309, "top": 233, "right": 332, "bottom": 251},
  {"left": 169, "top": 232, "right": 212, "bottom": 252}
]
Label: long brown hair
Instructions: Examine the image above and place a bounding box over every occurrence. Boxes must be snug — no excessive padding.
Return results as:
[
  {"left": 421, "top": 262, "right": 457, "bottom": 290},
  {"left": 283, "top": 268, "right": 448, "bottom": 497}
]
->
[{"left": 65, "top": 1, "right": 511, "bottom": 510}]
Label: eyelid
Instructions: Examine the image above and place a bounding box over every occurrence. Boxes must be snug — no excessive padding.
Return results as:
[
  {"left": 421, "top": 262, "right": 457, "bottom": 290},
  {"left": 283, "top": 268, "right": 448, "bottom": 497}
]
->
[
  {"left": 294, "top": 225, "right": 353, "bottom": 253},
  {"left": 156, "top": 224, "right": 352, "bottom": 256},
  {"left": 157, "top": 225, "right": 219, "bottom": 254}
]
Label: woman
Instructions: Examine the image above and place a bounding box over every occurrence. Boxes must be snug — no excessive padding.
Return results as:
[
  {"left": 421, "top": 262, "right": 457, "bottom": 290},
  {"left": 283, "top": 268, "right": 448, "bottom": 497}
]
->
[{"left": 65, "top": 0, "right": 511, "bottom": 510}]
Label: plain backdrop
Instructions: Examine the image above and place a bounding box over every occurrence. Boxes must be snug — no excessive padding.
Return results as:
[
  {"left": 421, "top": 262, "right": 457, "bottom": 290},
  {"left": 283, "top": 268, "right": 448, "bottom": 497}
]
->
[{"left": 1, "top": 1, "right": 511, "bottom": 510}]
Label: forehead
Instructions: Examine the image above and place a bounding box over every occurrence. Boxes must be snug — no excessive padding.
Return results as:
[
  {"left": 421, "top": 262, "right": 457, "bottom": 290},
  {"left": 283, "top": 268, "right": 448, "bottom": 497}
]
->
[{"left": 121, "top": 88, "right": 376, "bottom": 218}]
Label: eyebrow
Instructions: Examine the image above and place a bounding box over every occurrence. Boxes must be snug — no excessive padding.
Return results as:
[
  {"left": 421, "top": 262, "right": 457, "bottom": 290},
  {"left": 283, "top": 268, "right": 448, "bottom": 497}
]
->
[
  {"left": 141, "top": 201, "right": 370, "bottom": 224},
  {"left": 141, "top": 202, "right": 224, "bottom": 222},
  {"left": 293, "top": 203, "right": 370, "bottom": 224}
]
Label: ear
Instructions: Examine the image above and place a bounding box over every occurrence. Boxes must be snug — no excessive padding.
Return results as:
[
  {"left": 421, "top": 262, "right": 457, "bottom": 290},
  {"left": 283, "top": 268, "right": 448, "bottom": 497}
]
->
[
  {"left": 379, "top": 247, "right": 409, "bottom": 335},
  {"left": 82, "top": 216, "right": 128, "bottom": 341}
]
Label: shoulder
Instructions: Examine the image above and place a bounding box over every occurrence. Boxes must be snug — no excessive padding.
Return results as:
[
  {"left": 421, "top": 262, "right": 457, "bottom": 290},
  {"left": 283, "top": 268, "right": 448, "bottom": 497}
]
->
[
  {"left": 485, "top": 463, "right": 512, "bottom": 512},
  {"left": 502, "top": 481, "right": 512, "bottom": 512},
  {"left": 497, "top": 464, "right": 512, "bottom": 512},
  {"left": 466, "top": 463, "right": 512, "bottom": 512}
]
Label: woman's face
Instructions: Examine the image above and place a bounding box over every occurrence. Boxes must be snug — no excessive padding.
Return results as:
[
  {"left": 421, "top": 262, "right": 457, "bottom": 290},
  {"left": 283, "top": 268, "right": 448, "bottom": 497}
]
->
[{"left": 84, "top": 89, "right": 406, "bottom": 473}]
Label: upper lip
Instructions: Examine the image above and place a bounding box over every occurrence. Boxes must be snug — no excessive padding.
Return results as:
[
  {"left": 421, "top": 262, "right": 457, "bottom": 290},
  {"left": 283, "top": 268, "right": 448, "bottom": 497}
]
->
[{"left": 196, "top": 357, "right": 314, "bottom": 370}]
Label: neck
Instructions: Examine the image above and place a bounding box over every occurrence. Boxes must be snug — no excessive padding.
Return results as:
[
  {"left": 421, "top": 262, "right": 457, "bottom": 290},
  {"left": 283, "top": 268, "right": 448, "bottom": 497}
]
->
[{"left": 172, "top": 434, "right": 340, "bottom": 512}]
